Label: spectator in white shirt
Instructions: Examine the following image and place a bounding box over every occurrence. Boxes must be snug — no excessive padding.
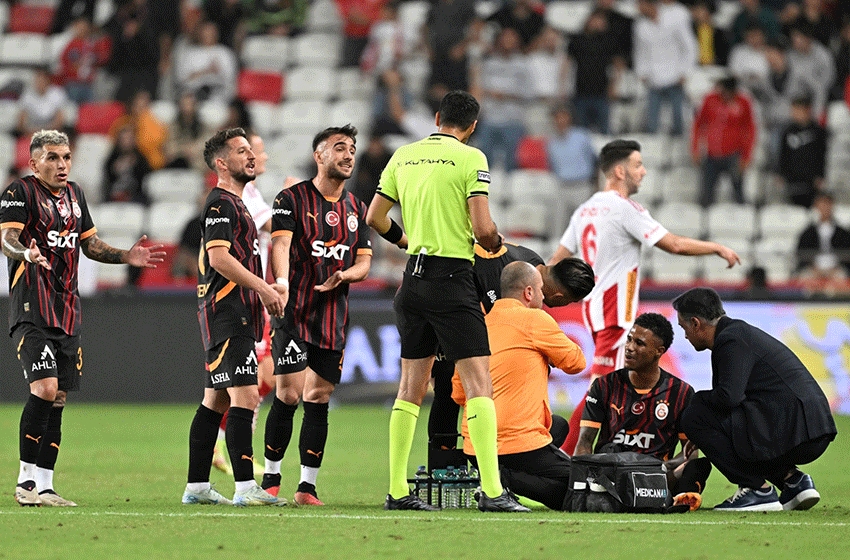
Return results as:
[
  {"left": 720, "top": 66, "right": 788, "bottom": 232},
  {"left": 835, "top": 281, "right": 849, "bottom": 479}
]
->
[
  {"left": 633, "top": 0, "right": 697, "bottom": 135},
  {"left": 729, "top": 24, "right": 771, "bottom": 91},
  {"left": 174, "top": 20, "right": 238, "bottom": 103},
  {"left": 786, "top": 23, "right": 835, "bottom": 121},
  {"left": 17, "top": 68, "right": 69, "bottom": 138},
  {"left": 472, "top": 27, "right": 531, "bottom": 171}
]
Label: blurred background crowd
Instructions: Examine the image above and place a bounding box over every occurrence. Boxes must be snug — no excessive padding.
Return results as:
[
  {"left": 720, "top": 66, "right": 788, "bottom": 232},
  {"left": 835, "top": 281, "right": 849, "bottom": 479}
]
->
[{"left": 0, "top": 0, "right": 849, "bottom": 299}]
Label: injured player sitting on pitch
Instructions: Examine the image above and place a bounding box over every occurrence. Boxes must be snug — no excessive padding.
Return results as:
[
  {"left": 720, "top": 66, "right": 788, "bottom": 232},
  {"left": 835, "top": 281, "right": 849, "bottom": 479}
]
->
[{"left": 574, "top": 312, "right": 712, "bottom": 512}]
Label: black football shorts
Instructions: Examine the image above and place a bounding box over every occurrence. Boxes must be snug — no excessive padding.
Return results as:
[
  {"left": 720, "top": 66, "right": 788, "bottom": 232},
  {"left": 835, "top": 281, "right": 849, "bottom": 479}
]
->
[
  {"left": 204, "top": 336, "right": 258, "bottom": 390},
  {"left": 271, "top": 326, "right": 344, "bottom": 385},
  {"left": 12, "top": 323, "right": 81, "bottom": 392}
]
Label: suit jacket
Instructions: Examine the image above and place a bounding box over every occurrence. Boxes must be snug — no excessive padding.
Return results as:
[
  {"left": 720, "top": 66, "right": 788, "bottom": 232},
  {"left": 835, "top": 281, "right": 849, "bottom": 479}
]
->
[{"left": 694, "top": 316, "right": 836, "bottom": 462}]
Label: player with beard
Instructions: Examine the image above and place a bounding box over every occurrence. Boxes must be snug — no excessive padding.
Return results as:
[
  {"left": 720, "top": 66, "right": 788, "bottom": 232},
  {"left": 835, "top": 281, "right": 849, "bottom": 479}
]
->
[
  {"left": 261, "top": 125, "right": 372, "bottom": 506},
  {"left": 1, "top": 129, "right": 164, "bottom": 507},
  {"left": 549, "top": 139, "right": 741, "bottom": 455},
  {"left": 182, "top": 128, "right": 287, "bottom": 507}
]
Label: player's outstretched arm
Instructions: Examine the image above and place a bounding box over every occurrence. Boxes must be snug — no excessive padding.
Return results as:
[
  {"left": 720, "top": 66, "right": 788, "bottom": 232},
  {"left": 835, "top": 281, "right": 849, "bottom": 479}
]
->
[
  {"left": 574, "top": 426, "right": 599, "bottom": 456},
  {"left": 654, "top": 233, "right": 741, "bottom": 268},
  {"left": 207, "top": 245, "right": 285, "bottom": 317},
  {"left": 82, "top": 234, "right": 166, "bottom": 267},
  {"left": 315, "top": 254, "right": 371, "bottom": 292},
  {"left": 1, "top": 228, "right": 51, "bottom": 269}
]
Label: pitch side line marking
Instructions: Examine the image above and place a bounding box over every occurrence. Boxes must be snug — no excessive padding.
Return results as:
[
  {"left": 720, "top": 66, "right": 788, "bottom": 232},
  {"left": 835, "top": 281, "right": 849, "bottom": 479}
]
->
[{"left": 0, "top": 510, "right": 847, "bottom": 527}]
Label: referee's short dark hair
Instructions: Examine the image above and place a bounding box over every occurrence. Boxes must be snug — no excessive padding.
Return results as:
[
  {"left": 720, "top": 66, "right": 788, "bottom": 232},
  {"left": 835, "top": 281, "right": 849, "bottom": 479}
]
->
[
  {"left": 550, "top": 257, "right": 595, "bottom": 301},
  {"left": 204, "top": 127, "right": 247, "bottom": 170},
  {"left": 599, "top": 139, "right": 641, "bottom": 174},
  {"left": 634, "top": 313, "right": 674, "bottom": 353},
  {"left": 438, "top": 90, "right": 480, "bottom": 130},
  {"left": 312, "top": 124, "right": 358, "bottom": 152},
  {"left": 672, "top": 287, "right": 726, "bottom": 322}
]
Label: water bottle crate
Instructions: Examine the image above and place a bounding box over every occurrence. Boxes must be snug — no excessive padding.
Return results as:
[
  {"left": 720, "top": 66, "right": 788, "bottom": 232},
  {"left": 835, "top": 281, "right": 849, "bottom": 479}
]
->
[{"left": 406, "top": 475, "right": 480, "bottom": 509}]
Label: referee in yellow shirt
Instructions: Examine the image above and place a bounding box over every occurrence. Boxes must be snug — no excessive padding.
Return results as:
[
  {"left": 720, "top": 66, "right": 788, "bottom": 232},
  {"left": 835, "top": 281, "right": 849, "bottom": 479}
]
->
[{"left": 366, "top": 90, "right": 527, "bottom": 512}]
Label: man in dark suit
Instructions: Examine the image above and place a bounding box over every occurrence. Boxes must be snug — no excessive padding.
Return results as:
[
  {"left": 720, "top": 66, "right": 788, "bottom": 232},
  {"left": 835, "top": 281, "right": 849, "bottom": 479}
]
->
[
  {"left": 796, "top": 192, "right": 850, "bottom": 293},
  {"left": 673, "top": 288, "right": 837, "bottom": 512}
]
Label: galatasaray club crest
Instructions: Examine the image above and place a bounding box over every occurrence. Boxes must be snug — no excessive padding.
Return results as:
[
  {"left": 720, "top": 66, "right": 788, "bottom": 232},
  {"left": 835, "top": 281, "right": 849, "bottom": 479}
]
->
[
  {"left": 347, "top": 212, "right": 358, "bottom": 233},
  {"left": 655, "top": 401, "right": 669, "bottom": 421}
]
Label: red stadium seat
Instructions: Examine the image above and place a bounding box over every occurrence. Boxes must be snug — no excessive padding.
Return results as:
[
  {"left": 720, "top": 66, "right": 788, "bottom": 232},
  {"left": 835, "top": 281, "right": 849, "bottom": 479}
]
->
[
  {"left": 8, "top": 5, "right": 55, "bottom": 34},
  {"left": 76, "top": 101, "right": 126, "bottom": 134},
  {"left": 237, "top": 70, "right": 284, "bottom": 104},
  {"left": 515, "top": 136, "right": 549, "bottom": 170}
]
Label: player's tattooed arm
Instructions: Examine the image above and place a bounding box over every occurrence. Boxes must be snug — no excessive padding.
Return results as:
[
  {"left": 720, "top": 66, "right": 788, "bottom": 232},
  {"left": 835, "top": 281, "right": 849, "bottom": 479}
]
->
[
  {"left": 82, "top": 234, "right": 166, "bottom": 267},
  {"left": 1, "top": 227, "right": 51, "bottom": 269},
  {"left": 81, "top": 234, "right": 126, "bottom": 264},
  {"left": 574, "top": 426, "right": 599, "bottom": 456}
]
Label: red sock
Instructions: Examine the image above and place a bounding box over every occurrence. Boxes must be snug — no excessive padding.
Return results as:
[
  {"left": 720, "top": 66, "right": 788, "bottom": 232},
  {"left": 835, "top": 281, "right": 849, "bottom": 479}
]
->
[
  {"left": 561, "top": 397, "right": 587, "bottom": 455},
  {"left": 219, "top": 410, "right": 229, "bottom": 433}
]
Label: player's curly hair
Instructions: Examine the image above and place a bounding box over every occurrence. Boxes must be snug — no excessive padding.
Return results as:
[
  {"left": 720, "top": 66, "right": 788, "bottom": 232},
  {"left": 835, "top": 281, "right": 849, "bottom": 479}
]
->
[
  {"left": 312, "top": 124, "right": 358, "bottom": 152},
  {"left": 634, "top": 313, "right": 674, "bottom": 353},
  {"left": 203, "top": 127, "right": 247, "bottom": 170},
  {"left": 550, "top": 257, "right": 595, "bottom": 301},
  {"left": 599, "top": 139, "right": 641, "bottom": 174},
  {"left": 30, "top": 130, "right": 69, "bottom": 155}
]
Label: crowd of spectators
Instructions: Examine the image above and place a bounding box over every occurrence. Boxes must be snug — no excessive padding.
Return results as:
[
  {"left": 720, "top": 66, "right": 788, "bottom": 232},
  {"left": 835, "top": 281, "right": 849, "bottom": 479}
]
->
[{"left": 3, "top": 0, "right": 850, "bottom": 296}]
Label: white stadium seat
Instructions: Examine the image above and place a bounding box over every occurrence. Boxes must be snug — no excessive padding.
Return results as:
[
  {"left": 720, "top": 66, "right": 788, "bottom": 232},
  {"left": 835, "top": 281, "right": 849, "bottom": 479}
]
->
[
  {"left": 247, "top": 101, "right": 282, "bottom": 138},
  {"left": 0, "top": 101, "right": 19, "bottom": 133},
  {"left": 827, "top": 101, "right": 850, "bottom": 133},
  {"left": 72, "top": 134, "right": 113, "bottom": 202},
  {"left": 758, "top": 204, "right": 810, "bottom": 241},
  {"left": 0, "top": 34, "right": 49, "bottom": 66},
  {"left": 278, "top": 100, "right": 328, "bottom": 135},
  {"left": 90, "top": 202, "right": 146, "bottom": 238},
  {"left": 93, "top": 235, "right": 137, "bottom": 287},
  {"left": 328, "top": 99, "right": 373, "bottom": 136},
  {"left": 706, "top": 202, "right": 758, "bottom": 239},
  {"left": 503, "top": 201, "right": 552, "bottom": 239},
  {"left": 701, "top": 236, "right": 751, "bottom": 282},
  {"left": 654, "top": 201, "right": 705, "bottom": 238},
  {"left": 150, "top": 100, "right": 178, "bottom": 126},
  {"left": 254, "top": 170, "right": 290, "bottom": 200},
  {"left": 198, "top": 101, "right": 229, "bottom": 130},
  {"left": 661, "top": 166, "right": 701, "bottom": 204},
  {"left": 398, "top": 1, "right": 431, "bottom": 47},
  {"left": 0, "top": 133, "right": 14, "bottom": 173},
  {"left": 337, "top": 67, "right": 377, "bottom": 100},
  {"left": 546, "top": 1, "right": 593, "bottom": 35},
  {"left": 266, "top": 133, "right": 316, "bottom": 176},
  {"left": 241, "top": 35, "right": 291, "bottom": 71},
  {"left": 713, "top": 1, "right": 741, "bottom": 30},
  {"left": 835, "top": 204, "right": 850, "bottom": 228},
  {"left": 145, "top": 169, "right": 204, "bottom": 204},
  {"left": 285, "top": 66, "right": 336, "bottom": 101},
  {"left": 147, "top": 202, "right": 197, "bottom": 244},
  {"left": 753, "top": 237, "right": 796, "bottom": 282},
  {"left": 650, "top": 251, "right": 701, "bottom": 283},
  {"left": 292, "top": 33, "right": 341, "bottom": 67},
  {"left": 307, "top": 0, "right": 342, "bottom": 32}
]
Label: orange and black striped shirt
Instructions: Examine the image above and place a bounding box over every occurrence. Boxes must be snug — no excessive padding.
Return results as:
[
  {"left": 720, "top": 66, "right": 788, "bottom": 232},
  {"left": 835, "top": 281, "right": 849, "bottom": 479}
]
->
[
  {"left": 197, "top": 187, "right": 264, "bottom": 350},
  {"left": 0, "top": 177, "right": 96, "bottom": 336}
]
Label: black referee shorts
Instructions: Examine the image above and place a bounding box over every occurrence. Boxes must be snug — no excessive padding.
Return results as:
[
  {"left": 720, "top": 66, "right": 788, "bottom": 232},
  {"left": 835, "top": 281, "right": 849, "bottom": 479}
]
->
[{"left": 394, "top": 255, "right": 489, "bottom": 362}]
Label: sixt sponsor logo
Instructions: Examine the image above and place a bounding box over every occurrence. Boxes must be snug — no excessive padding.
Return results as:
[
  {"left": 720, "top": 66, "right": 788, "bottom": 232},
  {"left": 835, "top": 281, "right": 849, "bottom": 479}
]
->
[
  {"left": 311, "top": 240, "right": 350, "bottom": 260},
  {"left": 612, "top": 429, "right": 655, "bottom": 449},
  {"left": 47, "top": 230, "right": 79, "bottom": 248}
]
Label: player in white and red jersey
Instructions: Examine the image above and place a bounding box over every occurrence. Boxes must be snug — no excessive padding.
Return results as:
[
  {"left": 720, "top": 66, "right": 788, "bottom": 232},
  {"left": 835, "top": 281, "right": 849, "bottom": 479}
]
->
[
  {"left": 549, "top": 139, "right": 740, "bottom": 454},
  {"left": 212, "top": 132, "right": 276, "bottom": 475}
]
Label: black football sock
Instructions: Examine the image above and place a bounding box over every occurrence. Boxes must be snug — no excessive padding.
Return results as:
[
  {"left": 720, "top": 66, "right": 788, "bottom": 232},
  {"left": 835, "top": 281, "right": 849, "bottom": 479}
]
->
[
  {"left": 428, "top": 359, "right": 460, "bottom": 451},
  {"left": 187, "top": 405, "right": 223, "bottom": 483},
  {"left": 299, "top": 402, "right": 329, "bottom": 468},
  {"left": 297, "top": 481, "right": 317, "bottom": 495},
  {"left": 264, "top": 397, "right": 297, "bottom": 462},
  {"left": 36, "top": 406, "right": 63, "bottom": 470},
  {"left": 226, "top": 406, "right": 255, "bottom": 482},
  {"left": 676, "top": 457, "right": 713, "bottom": 494},
  {"left": 20, "top": 394, "right": 53, "bottom": 466}
]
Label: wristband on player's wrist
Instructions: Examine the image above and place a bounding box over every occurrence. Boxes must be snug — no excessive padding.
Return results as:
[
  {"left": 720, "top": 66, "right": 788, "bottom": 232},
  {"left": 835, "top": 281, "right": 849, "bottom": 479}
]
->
[
  {"left": 379, "top": 219, "right": 404, "bottom": 245},
  {"left": 275, "top": 277, "right": 289, "bottom": 289},
  {"left": 23, "top": 249, "right": 33, "bottom": 263}
]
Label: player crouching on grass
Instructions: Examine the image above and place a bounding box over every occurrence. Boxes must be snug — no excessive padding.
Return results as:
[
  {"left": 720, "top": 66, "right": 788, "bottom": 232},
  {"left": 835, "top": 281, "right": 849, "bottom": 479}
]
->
[{"left": 574, "top": 313, "right": 711, "bottom": 512}]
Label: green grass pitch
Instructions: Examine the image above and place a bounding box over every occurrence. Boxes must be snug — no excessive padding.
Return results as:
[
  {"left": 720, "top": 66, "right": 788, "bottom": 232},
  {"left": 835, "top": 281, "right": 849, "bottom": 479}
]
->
[{"left": 0, "top": 403, "right": 848, "bottom": 559}]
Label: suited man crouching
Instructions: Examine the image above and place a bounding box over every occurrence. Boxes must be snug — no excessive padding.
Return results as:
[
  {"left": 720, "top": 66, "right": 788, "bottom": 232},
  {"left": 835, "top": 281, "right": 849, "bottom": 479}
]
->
[{"left": 673, "top": 287, "right": 837, "bottom": 512}]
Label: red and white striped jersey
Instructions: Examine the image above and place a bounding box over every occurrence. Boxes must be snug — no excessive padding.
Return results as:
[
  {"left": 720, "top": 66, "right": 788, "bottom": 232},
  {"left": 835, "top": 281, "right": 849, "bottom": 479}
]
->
[
  {"left": 559, "top": 190, "right": 668, "bottom": 335},
  {"left": 242, "top": 181, "right": 272, "bottom": 277}
]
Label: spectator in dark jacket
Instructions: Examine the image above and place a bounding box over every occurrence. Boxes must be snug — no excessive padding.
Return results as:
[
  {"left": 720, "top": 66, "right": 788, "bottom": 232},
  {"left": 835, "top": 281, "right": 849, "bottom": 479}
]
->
[
  {"left": 691, "top": 0, "right": 730, "bottom": 66},
  {"left": 796, "top": 191, "right": 850, "bottom": 281},
  {"left": 568, "top": 10, "right": 618, "bottom": 134},
  {"left": 779, "top": 95, "right": 827, "bottom": 207}
]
